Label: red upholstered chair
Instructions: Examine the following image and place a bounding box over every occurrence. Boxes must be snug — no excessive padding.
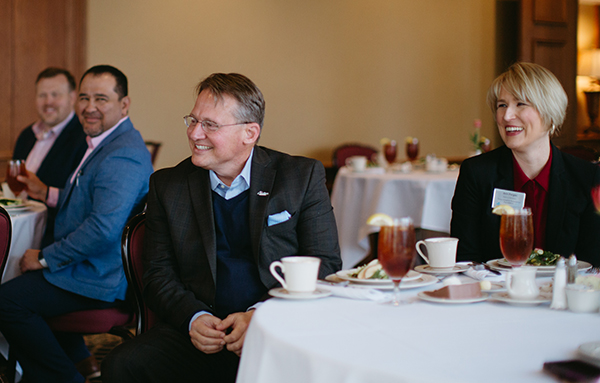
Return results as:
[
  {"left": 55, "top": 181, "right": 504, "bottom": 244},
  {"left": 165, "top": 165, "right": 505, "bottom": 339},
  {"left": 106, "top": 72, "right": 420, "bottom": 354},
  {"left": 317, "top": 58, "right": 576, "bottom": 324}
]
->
[
  {"left": 332, "top": 143, "right": 377, "bottom": 168},
  {"left": 145, "top": 141, "right": 162, "bottom": 166},
  {"left": 559, "top": 145, "right": 600, "bottom": 163},
  {"left": 121, "top": 212, "right": 157, "bottom": 335},
  {"left": 0, "top": 206, "right": 11, "bottom": 283}
]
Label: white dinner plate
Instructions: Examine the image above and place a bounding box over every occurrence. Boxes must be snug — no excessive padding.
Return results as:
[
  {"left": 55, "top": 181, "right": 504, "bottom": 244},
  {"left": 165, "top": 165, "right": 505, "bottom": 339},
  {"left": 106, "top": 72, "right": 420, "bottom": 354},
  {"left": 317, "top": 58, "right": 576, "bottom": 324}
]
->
[
  {"left": 336, "top": 269, "right": 421, "bottom": 284},
  {"left": 481, "top": 282, "right": 505, "bottom": 293},
  {"left": 418, "top": 291, "right": 489, "bottom": 304},
  {"left": 0, "top": 198, "right": 27, "bottom": 210},
  {"left": 487, "top": 259, "right": 592, "bottom": 275},
  {"left": 414, "top": 264, "right": 469, "bottom": 275},
  {"left": 490, "top": 291, "right": 552, "bottom": 306},
  {"left": 579, "top": 341, "right": 600, "bottom": 363},
  {"left": 325, "top": 273, "right": 438, "bottom": 290},
  {"left": 268, "top": 287, "right": 332, "bottom": 300}
]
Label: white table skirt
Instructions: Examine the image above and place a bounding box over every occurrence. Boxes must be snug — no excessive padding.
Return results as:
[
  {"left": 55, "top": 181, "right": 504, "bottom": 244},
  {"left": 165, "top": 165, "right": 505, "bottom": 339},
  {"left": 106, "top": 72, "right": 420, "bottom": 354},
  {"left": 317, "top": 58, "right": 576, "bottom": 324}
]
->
[
  {"left": 330, "top": 167, "right": 459, "bottom": 269},
  {"left": 237, "top": 277, "right": 600, "bottom": 383}
]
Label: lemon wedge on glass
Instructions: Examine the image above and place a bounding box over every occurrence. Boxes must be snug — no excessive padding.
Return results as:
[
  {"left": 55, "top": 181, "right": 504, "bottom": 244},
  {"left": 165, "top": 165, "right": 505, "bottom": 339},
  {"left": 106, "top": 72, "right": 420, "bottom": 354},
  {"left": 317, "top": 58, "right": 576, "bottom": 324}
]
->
[
  {"left": 380, "top": 138, "right": 391, "bottom": 146},
  {"left": 491, "top": 204, "right": 515, "bottom": 215},
  {"left": 366, "top": 213, "right": 394, "bottom": 226}
]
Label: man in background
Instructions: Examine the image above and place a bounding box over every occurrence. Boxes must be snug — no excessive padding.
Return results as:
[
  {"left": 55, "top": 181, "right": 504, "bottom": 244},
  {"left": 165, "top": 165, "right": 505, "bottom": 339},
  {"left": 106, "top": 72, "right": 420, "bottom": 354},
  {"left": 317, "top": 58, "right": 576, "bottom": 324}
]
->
[
  {"left": 12, "top": 67, "right": 88, "bottom": 246},
  {"left": 0, "top": 65, "right": 154, "bottom": 383},
  {"left": 102, "top": 73, "right": 341, "bottom": 383}
]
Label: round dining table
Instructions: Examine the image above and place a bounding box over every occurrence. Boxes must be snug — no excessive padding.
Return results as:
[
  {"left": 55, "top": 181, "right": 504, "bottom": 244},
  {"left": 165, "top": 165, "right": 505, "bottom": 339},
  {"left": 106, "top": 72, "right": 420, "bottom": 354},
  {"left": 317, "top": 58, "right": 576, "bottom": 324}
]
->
[
  {"left": 330, "top": 166, "right": 459, "bottom": 269},
  {"left": 1, "top": 200, "right": 48, "bottom": 283},
  {"left": 237, "top": 274, "right": 600, "bottom": 383}
]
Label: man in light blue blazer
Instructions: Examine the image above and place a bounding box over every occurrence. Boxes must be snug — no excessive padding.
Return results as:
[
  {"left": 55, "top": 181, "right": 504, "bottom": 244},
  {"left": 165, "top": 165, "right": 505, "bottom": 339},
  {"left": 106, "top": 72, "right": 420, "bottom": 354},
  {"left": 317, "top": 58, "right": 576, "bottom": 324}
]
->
[{"left": 0, "top": 65, "right": 154, "bottom": 383}]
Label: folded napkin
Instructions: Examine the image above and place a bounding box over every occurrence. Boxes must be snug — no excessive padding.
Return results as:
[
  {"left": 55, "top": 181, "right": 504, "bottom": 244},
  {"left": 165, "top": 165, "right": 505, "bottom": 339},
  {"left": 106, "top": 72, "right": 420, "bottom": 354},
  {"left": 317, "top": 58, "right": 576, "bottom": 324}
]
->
[
  {"left": 464, "top": 267, "right": 490, "bottom": 281},
  {"left": 317, "top": 282, "right": 389, "bottom": 302}
]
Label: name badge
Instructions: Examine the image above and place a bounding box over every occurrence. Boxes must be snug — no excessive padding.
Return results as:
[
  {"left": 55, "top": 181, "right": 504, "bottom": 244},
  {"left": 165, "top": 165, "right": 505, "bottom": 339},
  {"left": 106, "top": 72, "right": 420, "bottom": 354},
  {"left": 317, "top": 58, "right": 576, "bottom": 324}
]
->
[{"left": 491, "top": 188, "right": 526, "bottom": 210}]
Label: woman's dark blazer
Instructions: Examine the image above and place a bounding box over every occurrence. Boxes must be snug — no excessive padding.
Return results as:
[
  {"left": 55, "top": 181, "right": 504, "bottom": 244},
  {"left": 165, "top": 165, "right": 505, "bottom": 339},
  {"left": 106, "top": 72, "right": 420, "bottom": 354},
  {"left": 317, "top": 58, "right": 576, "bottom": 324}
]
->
[{"left": 450, "top": 143, "right": 600, "bottom": 266}]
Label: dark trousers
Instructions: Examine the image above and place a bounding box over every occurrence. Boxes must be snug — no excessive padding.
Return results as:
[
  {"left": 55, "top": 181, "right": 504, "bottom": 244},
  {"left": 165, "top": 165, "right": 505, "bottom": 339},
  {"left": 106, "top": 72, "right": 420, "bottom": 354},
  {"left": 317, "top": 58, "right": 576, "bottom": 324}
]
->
[
  {"left": 0, "top": 270, "right": 117, "bottom": 383},
  {"left": 102, "top": 322, "right": 240, "bottom": 383}
]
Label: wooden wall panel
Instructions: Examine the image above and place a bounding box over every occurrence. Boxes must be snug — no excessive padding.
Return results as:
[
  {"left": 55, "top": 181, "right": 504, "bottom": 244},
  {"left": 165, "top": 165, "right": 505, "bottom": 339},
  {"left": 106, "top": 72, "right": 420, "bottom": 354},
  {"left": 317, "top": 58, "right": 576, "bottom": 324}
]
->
[
  {"left": 0, "top": 0, "right": 85, "bottom": 181},
  {"left": 520, "top": 0, "right": 577, "bottom": 147},
  {"left": 534, "top": 0, "right": 567, "bottom": 24}
]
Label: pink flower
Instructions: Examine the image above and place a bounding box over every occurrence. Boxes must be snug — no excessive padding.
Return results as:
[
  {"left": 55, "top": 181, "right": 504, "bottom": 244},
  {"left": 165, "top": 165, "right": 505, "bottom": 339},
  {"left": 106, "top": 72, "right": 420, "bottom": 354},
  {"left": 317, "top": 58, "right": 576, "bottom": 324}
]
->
[
  {"left": 592, "top": 185, "right": 600, "bottom": 213},
  {"left": 473, "top": 119, "right": 482, "bottom": 129}
]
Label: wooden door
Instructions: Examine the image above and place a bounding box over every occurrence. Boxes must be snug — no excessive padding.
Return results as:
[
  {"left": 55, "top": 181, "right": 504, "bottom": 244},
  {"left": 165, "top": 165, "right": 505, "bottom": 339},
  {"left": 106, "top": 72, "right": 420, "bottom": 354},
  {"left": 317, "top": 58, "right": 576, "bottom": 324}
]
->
[
  {"left": 519, "top": 0, "right": 578, "bottom": 147},
  {"left": 0, "top": 0, "right": 86, "bottom": 180}
]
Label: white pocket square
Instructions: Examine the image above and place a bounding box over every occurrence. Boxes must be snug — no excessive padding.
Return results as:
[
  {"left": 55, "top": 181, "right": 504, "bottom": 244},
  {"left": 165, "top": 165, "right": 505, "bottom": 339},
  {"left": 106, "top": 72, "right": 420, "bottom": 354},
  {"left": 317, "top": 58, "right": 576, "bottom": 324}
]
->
[{"left": 268, "top": 210, "right": 291, "bottom": 226}]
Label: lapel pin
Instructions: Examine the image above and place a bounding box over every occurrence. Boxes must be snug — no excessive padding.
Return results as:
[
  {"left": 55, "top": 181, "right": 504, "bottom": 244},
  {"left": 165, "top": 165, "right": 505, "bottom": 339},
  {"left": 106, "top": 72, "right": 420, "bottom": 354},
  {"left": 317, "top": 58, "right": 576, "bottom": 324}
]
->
[{"left": 257, "top": 191, "right": 269, "bottom": 197}]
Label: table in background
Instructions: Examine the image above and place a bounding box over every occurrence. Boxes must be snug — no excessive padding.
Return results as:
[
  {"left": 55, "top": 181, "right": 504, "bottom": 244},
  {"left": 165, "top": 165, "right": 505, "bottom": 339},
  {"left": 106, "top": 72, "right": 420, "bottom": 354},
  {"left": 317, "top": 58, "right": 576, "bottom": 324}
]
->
[
  {"left": 237, "top": 280, "right": 600, "bottom": 383},
  {"left": 330, "top": 167, "right": 459, "bottom": 269}
]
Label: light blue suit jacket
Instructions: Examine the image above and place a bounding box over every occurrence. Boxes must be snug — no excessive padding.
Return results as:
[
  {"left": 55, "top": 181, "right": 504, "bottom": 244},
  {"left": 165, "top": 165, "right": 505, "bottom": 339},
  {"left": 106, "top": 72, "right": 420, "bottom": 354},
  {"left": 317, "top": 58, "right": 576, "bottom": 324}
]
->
[{"left": 42, "top": 117, "right": 153, "bottom": 302}]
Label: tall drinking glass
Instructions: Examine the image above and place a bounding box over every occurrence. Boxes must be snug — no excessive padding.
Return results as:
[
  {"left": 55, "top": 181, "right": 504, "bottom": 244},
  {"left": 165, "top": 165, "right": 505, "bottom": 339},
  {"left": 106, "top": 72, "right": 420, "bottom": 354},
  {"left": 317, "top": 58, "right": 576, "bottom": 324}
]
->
[
  {"left": 405, "top": 138, "right": 419, "bottom": 161},
  {"left": 384, "top": 140, "right": 397, "bottom": 164},
  {"left": 6, "top": 159, "right": 27, "bottom": 196},
  {"left": 378, "top": 217, "right": 416, "bottom": 305},
  {"left": 499, "top": 208, "right": 534, "bottom": 267}
]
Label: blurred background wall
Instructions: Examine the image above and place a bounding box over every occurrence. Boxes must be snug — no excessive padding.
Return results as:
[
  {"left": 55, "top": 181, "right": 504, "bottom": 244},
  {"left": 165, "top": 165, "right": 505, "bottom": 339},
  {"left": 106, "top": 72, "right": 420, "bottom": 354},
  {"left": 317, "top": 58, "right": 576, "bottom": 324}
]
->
[{"left": 87, "top": 0, "right": 496, "bottom": 169}]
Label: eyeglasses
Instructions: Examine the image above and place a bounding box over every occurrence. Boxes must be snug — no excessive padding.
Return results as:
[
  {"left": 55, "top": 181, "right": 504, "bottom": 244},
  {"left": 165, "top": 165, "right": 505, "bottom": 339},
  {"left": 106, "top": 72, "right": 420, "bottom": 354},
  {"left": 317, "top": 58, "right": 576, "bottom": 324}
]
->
[{"left": 183, "top": 115, "right": 251, "bottom": 133}]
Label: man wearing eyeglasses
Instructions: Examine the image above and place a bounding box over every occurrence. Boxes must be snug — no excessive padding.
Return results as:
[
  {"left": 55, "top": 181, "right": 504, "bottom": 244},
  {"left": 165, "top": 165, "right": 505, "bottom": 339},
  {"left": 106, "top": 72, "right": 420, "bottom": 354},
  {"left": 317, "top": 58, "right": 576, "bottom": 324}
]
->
[{"left": 102, "top": 73, "right": 341, "bottom": 383}]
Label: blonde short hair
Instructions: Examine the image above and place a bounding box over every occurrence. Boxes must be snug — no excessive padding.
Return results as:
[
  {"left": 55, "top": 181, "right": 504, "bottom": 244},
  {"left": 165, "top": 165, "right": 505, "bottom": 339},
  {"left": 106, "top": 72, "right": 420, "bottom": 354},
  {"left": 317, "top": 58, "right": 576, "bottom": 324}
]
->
[{"left": 486, "top": 62, "right": 567, "bottom": 136}]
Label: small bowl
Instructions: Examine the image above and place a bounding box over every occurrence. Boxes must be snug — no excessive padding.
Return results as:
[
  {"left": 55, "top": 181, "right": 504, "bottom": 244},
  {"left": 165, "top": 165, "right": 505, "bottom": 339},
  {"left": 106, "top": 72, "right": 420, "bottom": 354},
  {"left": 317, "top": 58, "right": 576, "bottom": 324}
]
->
[{"left": 565, "top": 284, "right": 600, "bottom": 313}]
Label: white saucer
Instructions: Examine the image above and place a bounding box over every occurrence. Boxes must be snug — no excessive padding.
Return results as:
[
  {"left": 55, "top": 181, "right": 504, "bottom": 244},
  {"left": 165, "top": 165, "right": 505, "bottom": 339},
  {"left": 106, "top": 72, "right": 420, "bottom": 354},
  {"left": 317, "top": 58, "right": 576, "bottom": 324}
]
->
[
  {"left": 269, "top": 287, "right": 332, "bottom": 300},
  {"left": 579, "top": 341, "right": 600, "bottom": 363},
  {"left": 414, "top": 264, "right": 469, "bottom": 275},
  {"left": 418, "top": 291, "right": 489, "bottom": 304},
  {"left": 490, "top": 292, "right": 552, "bottom": 306}
]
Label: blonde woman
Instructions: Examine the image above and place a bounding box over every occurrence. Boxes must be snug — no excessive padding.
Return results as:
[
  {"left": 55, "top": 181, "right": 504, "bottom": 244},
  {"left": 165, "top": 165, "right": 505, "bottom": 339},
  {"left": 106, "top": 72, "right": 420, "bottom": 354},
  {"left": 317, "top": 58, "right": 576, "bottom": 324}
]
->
[{"left": 451, "top": 62, "right": 600, "bottom": 266}]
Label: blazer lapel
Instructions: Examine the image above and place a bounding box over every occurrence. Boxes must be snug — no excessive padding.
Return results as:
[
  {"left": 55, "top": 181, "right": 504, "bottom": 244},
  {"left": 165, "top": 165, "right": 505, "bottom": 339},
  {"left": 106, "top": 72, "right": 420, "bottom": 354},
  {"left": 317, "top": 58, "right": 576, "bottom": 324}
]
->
[
  {"left": 188, "top": 166, "right": 218, "bottom": 285},
  {"left": 545, "top": 144, "right": 567, "bottom": 250},
  {"left": 495, "top": 146, "right": 515, "bottom": 192},
  {"left": 249, "top": 147, "right": 275, "bottom": 262}
]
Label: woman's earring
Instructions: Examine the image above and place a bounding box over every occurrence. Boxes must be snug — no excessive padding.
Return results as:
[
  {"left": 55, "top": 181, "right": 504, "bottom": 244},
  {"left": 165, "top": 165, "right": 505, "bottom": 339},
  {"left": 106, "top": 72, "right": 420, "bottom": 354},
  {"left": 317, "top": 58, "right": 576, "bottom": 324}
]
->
[{"left": 550, "top": 124, "right": 556, "bottom": 135}]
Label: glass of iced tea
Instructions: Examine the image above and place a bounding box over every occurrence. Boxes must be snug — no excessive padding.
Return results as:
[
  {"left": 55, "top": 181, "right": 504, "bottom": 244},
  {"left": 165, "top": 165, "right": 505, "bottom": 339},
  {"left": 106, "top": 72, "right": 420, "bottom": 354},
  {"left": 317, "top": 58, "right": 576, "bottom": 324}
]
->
[
  {"left": 405, "top": 137, "right": 419, "bottom": 161},
  {"left": 378, "top": 217, "right": 416, "bottom": 305},
  {"left": 384, "top": 140, "right": 397, "bottom": 164},
  {"left": 499, "top": 208, "right": 534, "bottom": 267},
  {"left": 6, "top": 159, "right": 27, "bottom": 196}
]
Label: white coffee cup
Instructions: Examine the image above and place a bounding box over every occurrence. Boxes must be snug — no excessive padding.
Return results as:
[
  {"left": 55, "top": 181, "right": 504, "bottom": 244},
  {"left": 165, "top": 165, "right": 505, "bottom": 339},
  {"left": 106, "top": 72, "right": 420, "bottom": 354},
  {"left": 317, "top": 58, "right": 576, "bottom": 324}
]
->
[
  {"left": 345, "top": 156, "right": 368, "bottom": 172},
  {"left": 269, "top": 256, "right": 321, "bottom": 293},
  {"left": 416, "top": 237, "right": 458, "bottom": 269}
]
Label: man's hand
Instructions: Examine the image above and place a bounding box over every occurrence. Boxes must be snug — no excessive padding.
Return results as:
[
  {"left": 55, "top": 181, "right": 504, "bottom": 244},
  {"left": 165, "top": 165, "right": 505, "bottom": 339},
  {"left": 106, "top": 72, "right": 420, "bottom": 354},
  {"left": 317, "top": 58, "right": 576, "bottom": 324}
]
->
[
  {"left": 17, "top": 171, "right": 48, "bottom": 202},
  {"left": 189, "top": 314, "right": 226, "bottom": 354},
  {"left": 218, "top": 310, "right": 254, "bottom": 356},
  {"left": 19, "top": 249, "right": 43, "bottom": 273}
]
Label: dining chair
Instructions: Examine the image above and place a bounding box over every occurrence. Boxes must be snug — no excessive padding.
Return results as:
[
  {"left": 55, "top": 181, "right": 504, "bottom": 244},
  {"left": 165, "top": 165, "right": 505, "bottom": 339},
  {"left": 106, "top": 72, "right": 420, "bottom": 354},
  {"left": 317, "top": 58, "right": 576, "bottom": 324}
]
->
[
  {"left": 144, "top": 141, "right": 162, "bottom": 166},
  {"left": 121, "top": 212, "right": 157, "bottom": 335},
  {"left": 332, "top": 143, "right": 378, "bottom": 168},
  {"left": 559, "top": 145, "right": 600, "bottom": 163},
  {"left": 0, "top": 206, "right": 12, "bottom": 283}
]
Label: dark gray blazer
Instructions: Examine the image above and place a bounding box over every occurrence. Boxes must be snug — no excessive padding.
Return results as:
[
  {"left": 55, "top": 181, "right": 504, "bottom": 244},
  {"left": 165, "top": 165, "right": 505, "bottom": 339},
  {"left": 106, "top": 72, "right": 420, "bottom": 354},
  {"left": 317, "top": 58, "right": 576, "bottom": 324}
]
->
[
  {"left": 451, "top": 144, "right": 600, "bottom": 266},
  {"left": 143, "top": 146, "right": 341, "bottom": 328}
]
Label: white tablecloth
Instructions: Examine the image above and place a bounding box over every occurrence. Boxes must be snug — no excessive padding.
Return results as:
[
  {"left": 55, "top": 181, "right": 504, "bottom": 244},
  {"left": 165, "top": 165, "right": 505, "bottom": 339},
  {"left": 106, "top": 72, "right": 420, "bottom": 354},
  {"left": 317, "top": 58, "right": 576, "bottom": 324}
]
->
[
  {"left": 1, "top": 200, "right": 47, "bottom": 283},
  {"left": 237, "top": 276, "right": 600, "bottom": 383},
  {"left": 330, "top": 167, "right": 459, "bottom": 269}
]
